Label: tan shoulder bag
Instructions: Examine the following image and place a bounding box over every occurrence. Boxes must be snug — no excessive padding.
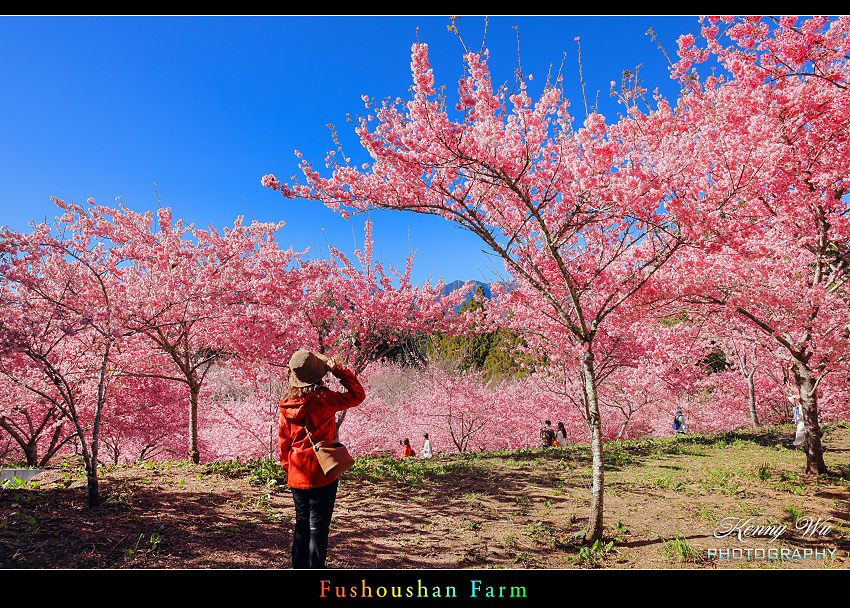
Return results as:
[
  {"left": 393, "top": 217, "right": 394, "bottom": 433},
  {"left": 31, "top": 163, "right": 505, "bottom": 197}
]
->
[{"left": 303, "top": 424, "right": 355, "bottom": 478}]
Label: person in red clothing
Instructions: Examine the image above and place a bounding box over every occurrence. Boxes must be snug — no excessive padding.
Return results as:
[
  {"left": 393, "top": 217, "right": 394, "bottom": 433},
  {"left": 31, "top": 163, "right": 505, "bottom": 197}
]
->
[
  {"left": 278, "top": 349, "right": 365, "bottom": 569},
  {"left": 400, "top": 438, "right": 415, "bottom": 457}
]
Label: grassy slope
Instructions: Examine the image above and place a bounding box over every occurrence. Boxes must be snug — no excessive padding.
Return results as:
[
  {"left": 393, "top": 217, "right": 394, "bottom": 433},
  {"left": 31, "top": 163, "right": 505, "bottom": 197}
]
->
[{"left": 2, "top": 422, "right": 849, "bottom": 569}]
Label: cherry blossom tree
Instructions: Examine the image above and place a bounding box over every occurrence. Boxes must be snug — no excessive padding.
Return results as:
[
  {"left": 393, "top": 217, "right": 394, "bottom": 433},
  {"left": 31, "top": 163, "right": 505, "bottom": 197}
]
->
[
  {"left": 98, "top": 374, "right": 187, "bottom": 464},
  {"left": 0, "top": 199, "right": 127, "bottom": 505},
  {"left": 0, "top": 376, "right": 77, "bottom": 467},
  {"left": 198, "top": 363, "right": 283, "bottom": 461},
  {"left": 77, "top": 202, "right": 297, "bottom": 463},
  {"left": 262, "top": 39, "right": 713, "bottom": 541},
  {"left": 688, "top": 311, "right": 799, "bottom": 430},
  {"left": 666, "top": 15, "right": 850, "bottom": 474},
  {"left": 343, "top": 361, "right": 551, "bottom": 456}
]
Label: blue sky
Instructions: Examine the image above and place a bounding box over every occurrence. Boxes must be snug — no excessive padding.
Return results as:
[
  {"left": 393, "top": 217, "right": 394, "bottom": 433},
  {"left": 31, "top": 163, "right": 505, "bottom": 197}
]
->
[{"left": 0, "top": 15, "right": 705, "bottom": 286}]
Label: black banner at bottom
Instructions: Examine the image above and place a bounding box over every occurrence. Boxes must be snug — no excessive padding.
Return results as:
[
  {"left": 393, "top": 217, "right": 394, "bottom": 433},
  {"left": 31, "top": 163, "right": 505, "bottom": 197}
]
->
[{"left": 16, "top": 568, "right": 824, "bottom": 604}]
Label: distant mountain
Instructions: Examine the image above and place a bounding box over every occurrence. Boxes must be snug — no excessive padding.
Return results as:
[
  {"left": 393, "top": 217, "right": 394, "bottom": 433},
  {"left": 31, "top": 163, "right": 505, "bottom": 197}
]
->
[
  {"left": 440, "top": 279, "right": 514, "bottom": 310},
  {"left": 441, "top": 279, "right": 491, "bottom": 299}
]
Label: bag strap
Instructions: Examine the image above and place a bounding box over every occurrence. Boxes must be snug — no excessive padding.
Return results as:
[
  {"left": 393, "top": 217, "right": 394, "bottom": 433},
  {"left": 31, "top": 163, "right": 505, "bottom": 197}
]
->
[
  {"left": 297, "top": 392, "right": 342, "bottom": 450},
  {"left": 300, "top": 398, "right": 333, "bottom": 452},
  {"left": 304, "top": 426, "right": 328, "bottom": 453}
]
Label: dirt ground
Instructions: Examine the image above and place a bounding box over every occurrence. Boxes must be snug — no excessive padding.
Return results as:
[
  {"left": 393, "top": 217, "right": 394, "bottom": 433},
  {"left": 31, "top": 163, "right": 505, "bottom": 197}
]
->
[{"left": 2, "top": 424, "right": 849, "bottom": 572}]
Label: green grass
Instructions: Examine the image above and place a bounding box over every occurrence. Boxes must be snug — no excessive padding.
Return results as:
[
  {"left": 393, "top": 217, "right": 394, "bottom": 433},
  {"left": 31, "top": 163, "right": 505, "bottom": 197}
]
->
[
  {"left": 566, "top": 538, "right": 615, "bottom": 566},
  {"left": 661, "top": 533, "right": 703, "bottom": 564},
  {"left": 202, "top": 458, "right": 287, "bottom": 491},
  {"left": 752, "top": 462, "right": 772, "bottom": 482},
  {"left": 345, "top": 454, "right": 480, "bottom": 486}
]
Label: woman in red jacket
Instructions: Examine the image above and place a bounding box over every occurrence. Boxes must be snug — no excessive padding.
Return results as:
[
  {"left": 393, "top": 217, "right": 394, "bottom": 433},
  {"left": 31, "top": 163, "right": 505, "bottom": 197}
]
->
[
  {"left": 279, "top": 349, "right": 365, "bottom": 568},
  {"left": 400, "top": 438, "right": 415, "bottom": 457}
]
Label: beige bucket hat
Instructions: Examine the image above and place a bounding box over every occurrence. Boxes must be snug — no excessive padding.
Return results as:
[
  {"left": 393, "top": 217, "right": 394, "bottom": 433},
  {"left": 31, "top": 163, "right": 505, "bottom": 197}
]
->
[{"left": 288, "top": 349, "right": 330, "bottom": 387}]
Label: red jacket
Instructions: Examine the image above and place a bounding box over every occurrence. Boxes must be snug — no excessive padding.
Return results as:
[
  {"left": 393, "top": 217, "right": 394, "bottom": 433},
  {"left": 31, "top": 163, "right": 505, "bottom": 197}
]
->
[{"left": 278, "top": 367, "right": 365, "bottom": 489}]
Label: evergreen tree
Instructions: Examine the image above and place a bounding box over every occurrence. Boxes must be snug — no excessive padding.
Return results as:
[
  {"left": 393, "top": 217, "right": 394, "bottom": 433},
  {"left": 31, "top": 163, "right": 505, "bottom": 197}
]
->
[{"left": 427, "top": 286, "right": 537, "bottom": 381}]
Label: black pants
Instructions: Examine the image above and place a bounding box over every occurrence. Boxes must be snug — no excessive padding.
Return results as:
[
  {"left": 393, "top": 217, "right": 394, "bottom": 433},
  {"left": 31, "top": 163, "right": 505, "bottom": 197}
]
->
[{"left": 290, "top": 479, "right": 338, "bottom": 568}]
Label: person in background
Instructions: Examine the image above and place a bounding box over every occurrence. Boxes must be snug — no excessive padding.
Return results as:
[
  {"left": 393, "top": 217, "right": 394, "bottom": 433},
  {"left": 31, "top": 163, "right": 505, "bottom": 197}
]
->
[
  {"left": 555, "top": 422, "right": 568, "bottom": 446},
  {"left": 539, "top": 420, "right": 555, "bottom": 448},
  {"left": 278, "top": 349, "right": 365, "bottom": 569},
  {"left": 421, "top": 433, "right": 433, "bottom": 458},
  {"left": 672, "top": 407, "right": 687, "bottom": 435},
  {"left": 785, "top": 366, "right": 807, "bottom": 450},
  {"left": 400, "top": 438, "right": 415, "bottom": 457}
]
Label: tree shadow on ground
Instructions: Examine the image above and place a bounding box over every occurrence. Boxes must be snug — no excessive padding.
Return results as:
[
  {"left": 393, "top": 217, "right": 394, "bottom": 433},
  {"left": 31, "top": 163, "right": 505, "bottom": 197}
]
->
[
  {"left": 4, "top": 423, "right": 848, "bottom": 570},
  {"left": 329, "top": 455, "right": 596, "bottom": 568},
  {"left": 0, "top": 472, "right": 293, "bottom": 568}
]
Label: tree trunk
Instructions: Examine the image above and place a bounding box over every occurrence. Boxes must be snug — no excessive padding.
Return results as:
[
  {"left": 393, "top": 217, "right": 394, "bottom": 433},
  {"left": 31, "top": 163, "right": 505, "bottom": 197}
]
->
[
  {"left": 76, "top": 430, "right": 101, "bottom": 507},
  {"left": 188, "top": 382, "right": 201, "bottom": 464},
  {"left": 793, "top": 362, "right": 828, "bottom": 475},
  {"left": 0, "top": 418, "right": 39, "bottom": 467},
  {"left": 616, "top": 421, "right": 627, "bottom": 442},
  {"left": 23, "top": 441, "right": 38, "bottom": 468},
  {"left": 746, "top": 370, "right": 760, "bottom": 428},
  {"left": 581, "top": 348, "right": 605, "bottom": 543},
  {"left": 86, "top": 468, "right": 100, "bottom": 507},
  {"left": 40, "top": 422, "right": 66, "bottom": 468}
]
